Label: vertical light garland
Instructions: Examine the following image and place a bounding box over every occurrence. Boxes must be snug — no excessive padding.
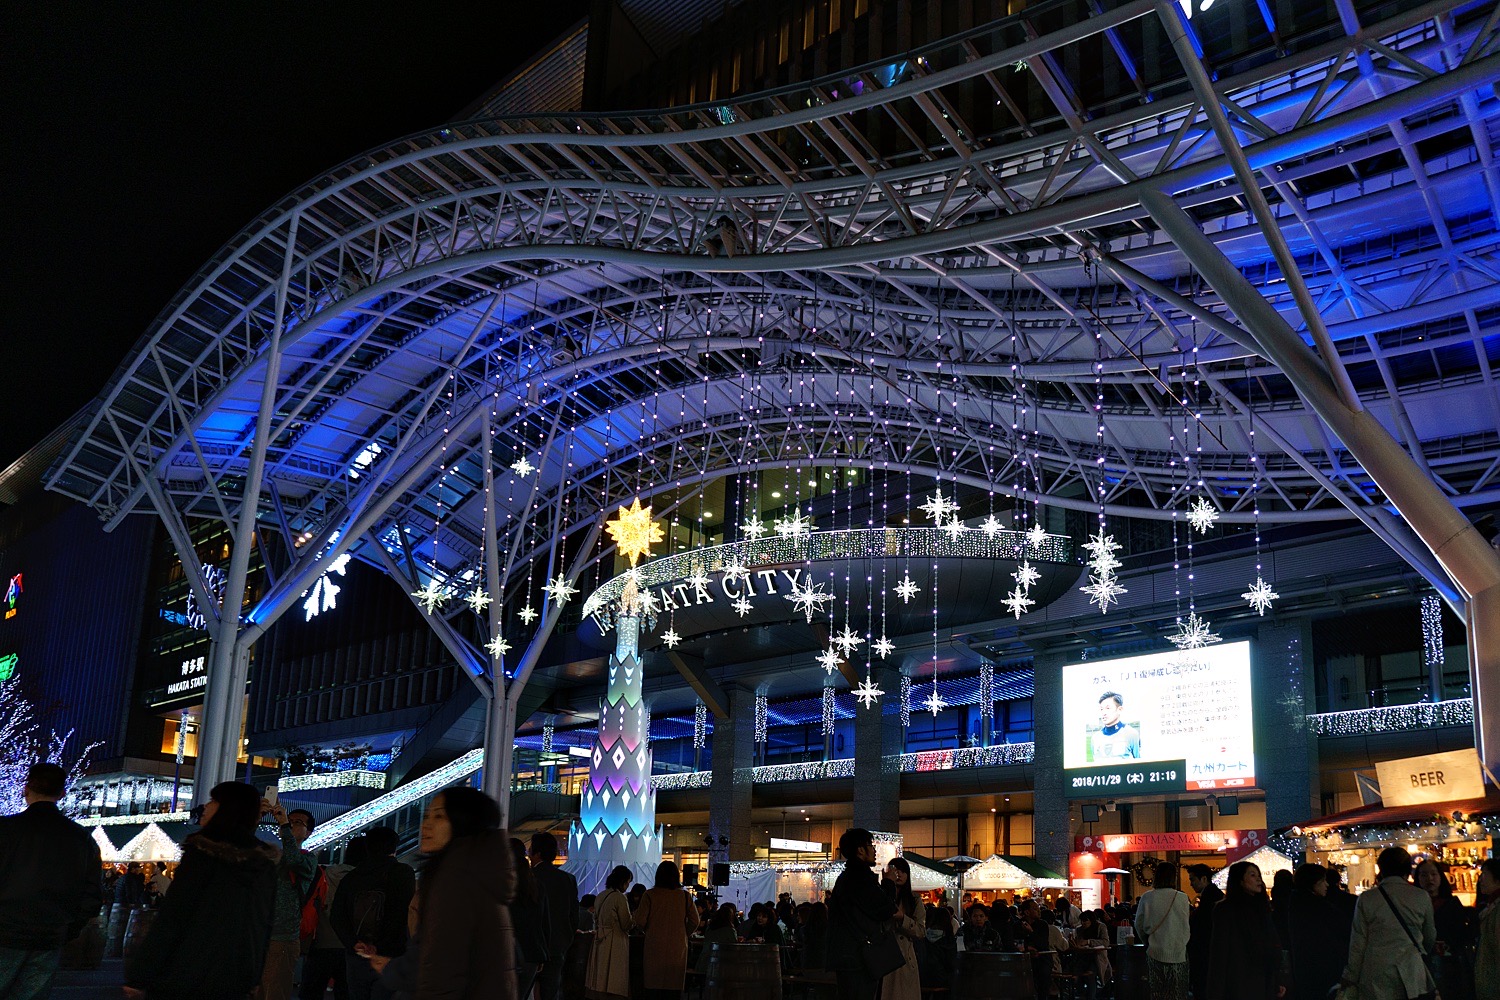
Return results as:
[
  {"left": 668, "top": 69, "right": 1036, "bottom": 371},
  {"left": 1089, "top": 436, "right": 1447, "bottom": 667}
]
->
[
  {"left": 900, "top": 674, "right": 912, "bottom": 729},
  {"left": 754, "top": 692, "right": 768, "bottom": 744},
  {"left": 822, "top": 685, "right": 836, "bottom": 737},
  {"left": 979, "top": 660, "right": 994, "bottom": 721},
  {"left": 693, "top": 702, "right": 708, "bottom": 750},
  {"left": 541, "top": 722, "right": 554, "bottom": 754},
  {"left": 1421, "top": 594, "right": 1444, "bottom": 673}
]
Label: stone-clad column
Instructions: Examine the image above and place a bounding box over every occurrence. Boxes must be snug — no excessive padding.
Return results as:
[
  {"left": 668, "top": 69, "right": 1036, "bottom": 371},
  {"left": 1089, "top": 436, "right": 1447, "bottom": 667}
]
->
[
  {"left": 853, "top": 663, "right": 903, "bottom": 832},
  {"left": 709, "top": 684, "right": 756, "bottom": 861},
  {"left": 1254, "top": 620, "right": 1319, "bottom": 832},
  {"left": 1032, "top": 650, "right": 1073, "bottom": 876}
]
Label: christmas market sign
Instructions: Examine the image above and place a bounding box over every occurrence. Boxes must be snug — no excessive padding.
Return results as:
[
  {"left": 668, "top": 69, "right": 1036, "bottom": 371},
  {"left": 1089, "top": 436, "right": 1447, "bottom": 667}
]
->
[
  {"left": 1076, "top": 830, "right": 1266, "bottom": 858},
  {"left": 1374, "top": 748, "right": 1483, "bottom": 807}
]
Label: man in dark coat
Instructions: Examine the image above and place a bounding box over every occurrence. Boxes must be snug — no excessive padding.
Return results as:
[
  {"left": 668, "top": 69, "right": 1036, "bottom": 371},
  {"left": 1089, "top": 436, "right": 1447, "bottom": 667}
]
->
[
  {"left": 0, "top": 763, "right": 102, "bottom": 1000},
  {"left": 1186, "top": 863, "right": 1225, "bottom": 1000},
  {"left": 827, "top": 828, "right": 896, "bottom": 1000},
  {"left": 124, "top": 780, "right": 280, "bottom": 1000},
  {"left": 530, "top": 831, "right": 579, "bottom": 1000},
  {"left": 331, "top": 825, "right": 416, "bottom": 1000}
]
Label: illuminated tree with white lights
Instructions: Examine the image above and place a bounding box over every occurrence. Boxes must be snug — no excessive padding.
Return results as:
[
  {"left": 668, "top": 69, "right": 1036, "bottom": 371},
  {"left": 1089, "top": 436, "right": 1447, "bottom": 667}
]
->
[{"left": 0, "top": 674, "right": 97, "bottom": 817}]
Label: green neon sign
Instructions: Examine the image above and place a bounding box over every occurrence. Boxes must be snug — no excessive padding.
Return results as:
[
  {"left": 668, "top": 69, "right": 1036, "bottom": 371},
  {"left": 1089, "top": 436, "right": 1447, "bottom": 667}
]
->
[{"left": 0, "top": 653, "right": 16, "bottom": 682}]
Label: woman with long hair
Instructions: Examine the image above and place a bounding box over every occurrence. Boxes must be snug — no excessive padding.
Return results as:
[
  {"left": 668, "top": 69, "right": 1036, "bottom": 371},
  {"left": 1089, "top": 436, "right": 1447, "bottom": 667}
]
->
[
  {"left": 1473, "top": 858, "right": 1500, "bottom": 1000},
  {"left": 587, "top": 865, "right": 634, "bottom": 1000},
  {"left": 123, "top": 781, "right": 279, "bottom": 1000},
  {"left": 634, "top": 861, "right": 700, "bottom": 1000},
  {"left": 1286, "top": 864, "right": 1342, "bottom": 1000},
  {"left": 1206, "top": 862, "right": 1287, "bottom": 1000},
  {"left": 410, "top": 786, "right": 516, "bottom": 1000},
  {"left": 695, "top": 903, "right": 741, "bottom": 975},
  {"left": 1417, "top": 858, "right": 1474, "bottom": 1000},
  {"left": 879, "top": 857, "right": 926, "bottom": 1000},
  {"left": 510, "top": 838, "right": 551, "bottom": 1000}
]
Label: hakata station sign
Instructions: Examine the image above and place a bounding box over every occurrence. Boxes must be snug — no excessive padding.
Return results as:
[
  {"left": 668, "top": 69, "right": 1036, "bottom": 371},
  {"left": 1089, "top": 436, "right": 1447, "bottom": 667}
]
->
[{"left": 1374, "top": 748, "right": 1485, "bottom": 807}]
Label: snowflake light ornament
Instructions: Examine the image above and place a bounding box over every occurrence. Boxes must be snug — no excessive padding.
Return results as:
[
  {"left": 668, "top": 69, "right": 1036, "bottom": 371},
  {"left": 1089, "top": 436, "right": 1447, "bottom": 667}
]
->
[
  {"left": 464, "top": 587, "right": 492, "bottom": 616},
  {"left": 832, "top": 626, "right": 865, "bottom": 655},
  {"left": 510, "top": 456, "right": 536, "bottom": 478},
  {"left": 774, "top": 511, "right": 815, "bottom": 539},
  {"left": 517, "top": 604, "right": 538, "bottom": 624},
  {"left": 785, "top": 578, "right": 834, "bottom": 622},
  {"left": 893, "top": 574, "right": 921, "bottom": 604},
  {"left": 1013, "top": 561, "right": 1041, "bottom": 590},
  {"left": 1081, "top": 528, "right": 1123, "bottom": 575},
  {"left": 542, "top": 574, "right": 578, "bottom": 605},
  {"left": 412, "top": 580, "right": 448, "bottom": 614},
  {"left": 686, "top": 570, "right": 712, "bottom": 595},
  {"left": 720, "top": 559, "right": 752, "bottom": 585},
  {"left": 853, "top": 676, "right": 885, "bottom": 709},
  {"left": 1186, "top": 496, "right": 1219, "bottom": 534},
  {"left": 740, "top": 516, "right": 768, "bottom": 540},
  {"left": 605, "top": 498, "right": 665, "bottom": 567},
  {"left": 980, "top": 515, "right": 1003, "bottom": 537},
  {"left": 485, "top": 633, "right": 512, "bottom": 659},
  {"left": 1242, "top": 577, "right": 1280, "bottom": 616},
  {"left": 921, "top": 688, "right": 947, "bottom": 716},
  {"left": 660, "top": 628, "right": 682, "bottom": 649},
  {"left": 943, "top": 518, "right": 967, "bottom": 540},
  {"left": 1002, "top": 586, "right": 1035, "bottom": 619},
  {"left": 816, "top": 647, "right": 844, "bottom": 675},
  {"left": 918, "top": 492, "right": 960, "bottom": 524},
  {"left": 1167, "top": 611, "right": 1222, "bottom": 650},
  {"left": 1080, "top": 572, "right": 1127, "bottom": 613},
  {"left": 872, "top": 635, "right": 895, "bottom": 659},
  {"left": 731, "top": 596, "right": 754, "bottom": 617},
  {"left": 1025, "top": 523, "right": 1049, "bottom": 549}
]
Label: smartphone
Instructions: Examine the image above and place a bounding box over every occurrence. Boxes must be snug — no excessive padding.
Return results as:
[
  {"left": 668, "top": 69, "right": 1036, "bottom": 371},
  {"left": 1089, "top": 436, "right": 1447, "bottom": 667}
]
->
[{"left": 264, "top": 785, "right": 279, "bottom": 807}]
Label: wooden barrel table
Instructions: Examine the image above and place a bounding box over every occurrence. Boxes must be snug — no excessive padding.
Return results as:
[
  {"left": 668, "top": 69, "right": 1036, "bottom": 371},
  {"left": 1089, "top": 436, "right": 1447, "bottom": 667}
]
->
[
  {"left": 953, "top": 950, "right": 1035, "bottom": 1000},
  {"left": 705, "top": 942, "right": 783, "bottom": 1000},
  {"left": 122, "top": 907, "right": 159, "bottom": 961}
]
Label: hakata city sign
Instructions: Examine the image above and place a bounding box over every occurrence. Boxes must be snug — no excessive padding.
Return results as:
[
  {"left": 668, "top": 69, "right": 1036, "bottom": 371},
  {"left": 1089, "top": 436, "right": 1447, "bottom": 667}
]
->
[{"left": 1076, "top": 830, "right": 1266, "bottom": 854}]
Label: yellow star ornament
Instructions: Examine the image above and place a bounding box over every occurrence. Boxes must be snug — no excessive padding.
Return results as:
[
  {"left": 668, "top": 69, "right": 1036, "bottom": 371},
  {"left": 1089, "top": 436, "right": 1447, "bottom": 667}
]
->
[{"left": 605, "top": 498, "right": 665, "bottom": 567}]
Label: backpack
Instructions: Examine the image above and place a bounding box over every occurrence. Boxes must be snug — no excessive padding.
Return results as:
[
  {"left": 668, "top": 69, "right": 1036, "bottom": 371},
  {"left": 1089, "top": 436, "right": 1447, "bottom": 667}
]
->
[
  {"left": 296, "top": 866, "right": 328, "bottom": 944},
  {"left": 351, "top": 888, "right": 387, "bottom": 946}
]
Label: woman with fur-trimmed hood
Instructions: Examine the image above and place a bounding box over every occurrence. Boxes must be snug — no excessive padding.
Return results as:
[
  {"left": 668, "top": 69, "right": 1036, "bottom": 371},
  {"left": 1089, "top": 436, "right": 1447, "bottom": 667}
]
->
[{"left": 123, "top": 781, "right": 279, "bottom": 1000}]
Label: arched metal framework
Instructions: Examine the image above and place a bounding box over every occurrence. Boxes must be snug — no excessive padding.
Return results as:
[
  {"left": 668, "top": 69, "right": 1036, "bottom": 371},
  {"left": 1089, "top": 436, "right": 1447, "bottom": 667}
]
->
[{"left": 46, "top": 0, "right": 1500, "bottom": 801}]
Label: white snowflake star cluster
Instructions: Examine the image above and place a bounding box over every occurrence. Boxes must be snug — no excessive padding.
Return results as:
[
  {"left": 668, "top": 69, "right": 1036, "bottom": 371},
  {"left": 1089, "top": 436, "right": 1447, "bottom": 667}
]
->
[
  {"left": 1079, "top": 526, "right": 1127, "bottom": 613},
  {"left": 785, "top": 578, "right": 834, "bottom": 622},
  {"left": 1167, "top": 611, "right": 1222, "bottom": 650},
  {"left": 1242, "top": 576, "right": 1279, "bottom": 616},
  {"left": 1187, "top": 496, "right": 1219, "bottom": 534},
  {"left": 853, "top": 676, "right": 885, "bottom": 709}
]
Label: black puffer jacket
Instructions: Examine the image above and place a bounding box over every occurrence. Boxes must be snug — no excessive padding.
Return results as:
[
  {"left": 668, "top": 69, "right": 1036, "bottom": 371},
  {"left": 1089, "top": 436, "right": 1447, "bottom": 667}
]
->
[
  {"left": 124, "top": 830, "right": 279, "bottom": 999},
  {"left": 0, "top": 800, "right": 102, "bottom": 949}
]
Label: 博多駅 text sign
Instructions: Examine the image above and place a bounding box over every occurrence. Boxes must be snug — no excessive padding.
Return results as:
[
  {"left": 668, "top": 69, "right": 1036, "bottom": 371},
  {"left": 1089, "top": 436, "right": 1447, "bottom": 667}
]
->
[{"left": 1374, "top": 748, "right": 1484, "bottom": 807}]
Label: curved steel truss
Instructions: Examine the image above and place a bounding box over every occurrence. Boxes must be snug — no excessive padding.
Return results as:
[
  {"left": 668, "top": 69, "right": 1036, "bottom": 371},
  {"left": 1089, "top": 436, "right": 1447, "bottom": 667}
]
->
[{"left": 47, "top": 0, "right": 1500, "bottom": 627}]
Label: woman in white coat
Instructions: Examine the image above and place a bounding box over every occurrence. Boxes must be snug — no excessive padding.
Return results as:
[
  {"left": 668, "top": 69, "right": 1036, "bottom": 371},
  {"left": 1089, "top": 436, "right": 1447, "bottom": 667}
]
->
[
  {"left": 586, "top": 866, "right": 635, "bottom": 1000},
  {"left": 880, "top": 857, "right": 927, "bottom": 1000}
]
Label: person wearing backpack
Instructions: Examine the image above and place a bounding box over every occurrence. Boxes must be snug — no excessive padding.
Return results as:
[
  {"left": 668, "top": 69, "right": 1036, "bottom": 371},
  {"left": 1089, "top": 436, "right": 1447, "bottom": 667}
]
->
[
  {"left": 330, "top": 826, "right": 416, "bottom": 1000},
  {"left": 300, "top": 837, "right": 365, "bottom": 1000}
]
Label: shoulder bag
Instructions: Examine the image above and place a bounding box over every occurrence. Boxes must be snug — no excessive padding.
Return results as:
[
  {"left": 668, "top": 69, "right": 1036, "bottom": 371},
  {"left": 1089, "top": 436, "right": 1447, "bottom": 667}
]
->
[
  {"left": 1377, "top": 883, "right": 1439, "bottom": 997},
  {"left": 844, "top": 884, "right": 906, "bottom": 980}
]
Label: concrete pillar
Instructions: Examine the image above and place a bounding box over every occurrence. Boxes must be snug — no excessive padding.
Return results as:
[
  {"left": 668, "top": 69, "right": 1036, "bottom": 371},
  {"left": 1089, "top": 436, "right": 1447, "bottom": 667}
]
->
[
  {"left": 709, "top": 685, "right": 756, "bottom": 861},
  {"left": 1253, "top": 620, "right": 1320, "bottom": 833},
  {"left": 852, "top": 664, "right": 902, "bottom": 832},
  {"left": 1031, "top": 651, "right": 1073, "bottom": 876}
]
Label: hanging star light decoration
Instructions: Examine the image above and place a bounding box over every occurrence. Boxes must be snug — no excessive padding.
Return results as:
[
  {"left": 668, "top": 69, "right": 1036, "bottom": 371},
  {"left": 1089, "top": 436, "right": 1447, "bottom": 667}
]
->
[
  {"left": 464, "top": 587, "right": 492, "bottom": 615},
  {"left": 1081, "top": 527, "right": 1123, "bottom": 574},
  {"left": 660, "top": 628, "right": 682, "bottom": 649},
  {"left": 943, "top": 517, "right": 967, "bottom": 540},
  {"left": 853, "top": 675, "right": 885, "bottom": 709},
  {"left": 1242, "top": 577, "right": 1280, "bottom": 616},
  {"left": 731, "top": 596, "right": 754, "bottom": 617},
  {"left": 685, "top": 569, "right": 712, "bottom": 595},
  {"left": 1002, "top": 586, "right": 1035, "bottom": 619},
  {"left": 1081, "top": 572, "right": 1127, "bottom": 614},
  {"left": 1026, "top": 522, "right": 1049, "bottom": 549},
  {"left": 816, "top": 647, "right": 844, "bottom": 675},
  {"left": 774, "top": 511, "right": 815, "bottom": 539},
  {"left": 485, "top": 633, "right": 512, "bottom": 659},
  {"left": 605, "top": 498, "right": 665, "bottom": 567},
  {"left": 740, "top": 516, "right": 768, "bottom": 539},
  {"left": 872, "top": 635, "right": 895, "bottom": 659},
  {"left": 918, "top": 492, "right": 960, "bottom": 524},
  {"left": 1167, "top": 611, "right": 1222, "bottom": 650},
  {"left": 720, "top": 559, "right": 752, "bottom": 585},
  {"left": 1013, "top": 561, "right": 1041, "bottom": 590},
  {"left": 1187, "top": 496, "right": 1220, "bottom": 534},
  {"left": 412, "top": 579, "right": 448, "bottom": 614},
  {"left": 980, "top": 515, "right": 1004, "bottom": 537},
  {"left": 922, "top": 687, "right": 948, "bottom": 716},
  {"left": 510, "top": 456, "right": 536, "bottom": 478},
  {"left": 893, "top": 574, "right": 921, "bottom": 604},
  {"left": 517, "top": 604, "right": 538, "bottom": 624},
  {"left": 542, "top": 574, "right": 578, "bottom": 605},
  {"left": 635, "top": 588, "right": 660, "bottom": 618},
  {"left": 785, "top": 578, "right": 834, "bottom": 622},
  {"left": 832, "top": 626, "right": 865, "bottom": 655}
]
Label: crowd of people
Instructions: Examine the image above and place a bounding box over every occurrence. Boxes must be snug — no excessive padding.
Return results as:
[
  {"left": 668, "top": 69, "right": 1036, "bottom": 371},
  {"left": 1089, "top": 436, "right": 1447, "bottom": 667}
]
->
[{"left": 3, "top": 763, "right": 1500, "bottom": 1000}]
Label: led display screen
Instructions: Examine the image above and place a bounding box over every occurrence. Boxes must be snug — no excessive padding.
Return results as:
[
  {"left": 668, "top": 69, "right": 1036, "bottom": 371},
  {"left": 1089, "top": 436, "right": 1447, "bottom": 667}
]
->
[{"left": 1063, "top": 641, "right": 1255, "bottom": 796}]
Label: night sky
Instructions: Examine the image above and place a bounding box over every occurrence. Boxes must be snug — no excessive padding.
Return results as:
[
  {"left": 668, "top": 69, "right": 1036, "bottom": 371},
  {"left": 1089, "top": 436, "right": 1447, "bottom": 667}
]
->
[{"left": 0, "top": 3, "right": 589, "bottom": 470}]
